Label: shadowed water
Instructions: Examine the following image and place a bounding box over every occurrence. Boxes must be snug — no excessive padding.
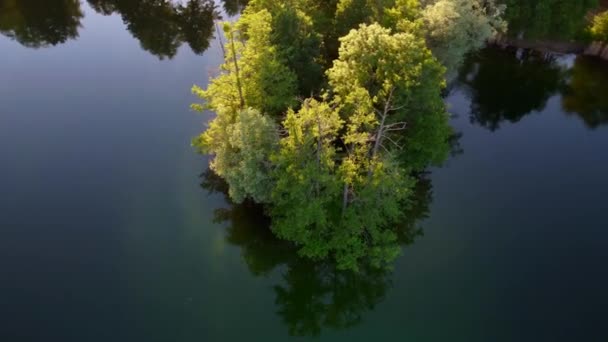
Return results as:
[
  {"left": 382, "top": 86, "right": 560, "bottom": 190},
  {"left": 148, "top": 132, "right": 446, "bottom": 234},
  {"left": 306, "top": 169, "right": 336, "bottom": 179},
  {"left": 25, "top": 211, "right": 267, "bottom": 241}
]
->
[{"left": 1, "top": 1, "right": 607, "bottom": 341}]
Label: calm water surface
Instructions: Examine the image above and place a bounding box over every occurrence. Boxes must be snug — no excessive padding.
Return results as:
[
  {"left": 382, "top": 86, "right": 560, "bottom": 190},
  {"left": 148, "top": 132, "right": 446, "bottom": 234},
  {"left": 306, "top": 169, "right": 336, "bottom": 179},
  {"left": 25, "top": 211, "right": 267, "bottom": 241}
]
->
[{"left": 1, "top": 1, "right": 607, "bottom": 341}]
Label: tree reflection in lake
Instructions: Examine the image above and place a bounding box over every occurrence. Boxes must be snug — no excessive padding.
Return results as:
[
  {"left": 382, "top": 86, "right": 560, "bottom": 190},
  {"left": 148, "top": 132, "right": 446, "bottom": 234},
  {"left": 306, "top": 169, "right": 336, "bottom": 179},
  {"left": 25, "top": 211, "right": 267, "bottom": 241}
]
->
[
  {"left": 220, "top": 0, "right": 249, "bottom": 16},
  {"left": 200, "top": 169, "right": 430, "bottom": 337},
  {"left": 457, "top": 47, "right": 565, "bottom": 131},
  {"left": 503, "top": 0, "right": 598, "bottom": 40},
  {"left": 0, "top": 0, "right": 83, "bottom": 47},
  {"left": 88, "top": 0, "right": 218, "bottom": 59},
  {"left": 561, "top": 56, "right": 608, "bottom": 129},
  {"left": 457, "top": 47, "right": 608, "bottom": 131},
  {"left": 0, "top": 0, "right": 219, "bottom": 58}
]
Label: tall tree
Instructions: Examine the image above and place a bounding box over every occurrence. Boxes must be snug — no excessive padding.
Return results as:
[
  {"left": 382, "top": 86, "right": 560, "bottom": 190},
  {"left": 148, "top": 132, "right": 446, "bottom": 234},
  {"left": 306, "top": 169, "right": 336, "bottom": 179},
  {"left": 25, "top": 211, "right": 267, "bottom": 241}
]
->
[
  {"left": 235, "top": 9, "right": 298, "bottom": 116},
  {"left": 192, "top": 10, "right": 298, "bottom": 203},
  {"left": 194, "top": 108, "right": 279, "bottom": 203},
  {"left": 271, "top": 99, "right": 344, "bottom": 261},
  {"left": 328, "top": 23, "right": 451, "bottom": 170},
  {"left": 246, "top": 0, "right": 325, "bottom": 94}
]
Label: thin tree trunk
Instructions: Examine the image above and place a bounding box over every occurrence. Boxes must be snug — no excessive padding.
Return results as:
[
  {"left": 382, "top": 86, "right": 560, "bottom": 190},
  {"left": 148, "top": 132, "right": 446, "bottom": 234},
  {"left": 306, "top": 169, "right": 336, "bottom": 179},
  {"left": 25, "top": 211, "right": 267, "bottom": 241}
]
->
[
  {"left": 215, "top": 21, "right": 225, "bottom": 58},
  {"left": 229, "top": 28, "right": 245, "bottom": 110},
  {"left": 313, "top": 101, "right": 322, "bottom": 196},
  {"left": 342, "top": 183, "right": 349, "bottom": 214},
  {"left": 369, "top": 88, "right": 394, "bottom": 177}
]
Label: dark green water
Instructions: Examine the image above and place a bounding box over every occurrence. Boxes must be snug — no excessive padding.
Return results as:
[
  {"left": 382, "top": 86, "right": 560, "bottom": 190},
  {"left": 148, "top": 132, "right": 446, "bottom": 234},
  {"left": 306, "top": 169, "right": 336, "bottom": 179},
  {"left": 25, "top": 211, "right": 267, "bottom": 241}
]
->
[{"left": 1, "top": 1, "right": 608, "bottom": 341}]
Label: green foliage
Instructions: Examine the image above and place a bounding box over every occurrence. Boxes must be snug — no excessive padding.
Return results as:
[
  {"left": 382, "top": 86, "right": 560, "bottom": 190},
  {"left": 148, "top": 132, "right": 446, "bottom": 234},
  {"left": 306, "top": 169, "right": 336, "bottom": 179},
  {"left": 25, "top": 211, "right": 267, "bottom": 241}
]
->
[
  {"left": 338, "top": 156, "right": 414, "bottom": 269},
  {"left": 192, "top": 0, "right": 461, "bottom": 271},
  {"left": 270, "top": 99, "right": 344, "bottom": 261},
  {"left": 247, "top": 1, "right": 325, "bottom": 94},
  {"left": 269, "top": 24, "right": 446, "bottom": 270},
  {"left": 191, "top": 8, "right": 299, "bottom": 204},
  {"left": 269, "top": 97, "right": 416, "bottom": 271},
  {"left": 236, "top": 10, "right": 298, "bottom": 115},
  {"left": 335, "top": 0, "right": 372, "bottom": 36},
  {"left": 590, "top": 10, "right": 608, "bottom": 42},
  {"left": 384, "top": 0, "right": 423, "bottom": 30},
  {"left": 328, "top": 23, "right": 451, "bottom": 170},
  {"left": 195, "top": 108, "right": 279, "bottom": 203},
  {"left": 422, "top": 0, "right": 506, "bottom": 76},
  {"left": 193, "top": 11, "right": 297, "bottom": 117},
  {"left": 202, "top": 164, "right": 431, "bottom": 337}
]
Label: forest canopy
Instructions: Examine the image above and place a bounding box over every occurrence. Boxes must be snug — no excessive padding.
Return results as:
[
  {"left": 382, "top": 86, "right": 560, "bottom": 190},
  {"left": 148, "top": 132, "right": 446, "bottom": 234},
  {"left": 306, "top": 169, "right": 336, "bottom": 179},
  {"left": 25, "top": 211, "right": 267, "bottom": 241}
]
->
[{"left": 192, "top": 0, "right": 506, "bottom": 270}]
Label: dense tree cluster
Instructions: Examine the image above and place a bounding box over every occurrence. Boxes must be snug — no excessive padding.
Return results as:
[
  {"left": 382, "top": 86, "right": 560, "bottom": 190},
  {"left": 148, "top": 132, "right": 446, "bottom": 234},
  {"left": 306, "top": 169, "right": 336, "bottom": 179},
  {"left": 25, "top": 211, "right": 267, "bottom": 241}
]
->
[
  {"left": 422, "top": 0, "right": 506, "bottom": 77},
  {"left": 193, "top": 0, "right": 504, "bottom": 270}
]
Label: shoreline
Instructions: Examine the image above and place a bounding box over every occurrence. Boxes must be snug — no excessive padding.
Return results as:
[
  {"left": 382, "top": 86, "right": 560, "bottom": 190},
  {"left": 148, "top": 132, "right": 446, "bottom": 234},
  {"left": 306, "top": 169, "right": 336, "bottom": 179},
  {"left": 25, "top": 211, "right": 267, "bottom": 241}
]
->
[{"left": 489, "top": 36, "right": 608, "bottom": 60}]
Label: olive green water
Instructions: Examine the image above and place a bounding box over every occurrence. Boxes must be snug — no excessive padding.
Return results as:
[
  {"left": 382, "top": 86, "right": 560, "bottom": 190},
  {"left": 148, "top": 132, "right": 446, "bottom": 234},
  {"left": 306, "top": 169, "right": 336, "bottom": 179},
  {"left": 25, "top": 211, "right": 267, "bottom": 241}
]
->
[{"left": 1, "top": 1, "right": 607, "bottom": 341}]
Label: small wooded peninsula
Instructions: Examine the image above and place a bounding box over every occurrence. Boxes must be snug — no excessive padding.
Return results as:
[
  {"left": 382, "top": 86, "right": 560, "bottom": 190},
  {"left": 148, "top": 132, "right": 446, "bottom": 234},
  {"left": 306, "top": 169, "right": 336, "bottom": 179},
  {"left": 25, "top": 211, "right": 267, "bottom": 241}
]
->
[
  {"left": 191, "top": 0, "right": 608, "bottom": 271},
  {"left": 192, "top": 0, "right": 483, "bottom": 271}
]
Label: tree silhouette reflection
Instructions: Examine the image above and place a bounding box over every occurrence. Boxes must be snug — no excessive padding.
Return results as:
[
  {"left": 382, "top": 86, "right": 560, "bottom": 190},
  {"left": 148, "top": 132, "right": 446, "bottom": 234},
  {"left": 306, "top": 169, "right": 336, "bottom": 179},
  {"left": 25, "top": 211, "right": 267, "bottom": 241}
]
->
[
  {"left": 88, "top": 0, "right": 218, "bottom": 59},
  {"left": 220, "top": 0, "right": 249, "bottom": 16},
  {"left": 0, "top": 0, "right": 83, "bottom": 47},
  {"left": 200, "top": 169, "right": 431, "bottom": 337},
  {"left": 457, "top": 47, "right": 565, "bottom": 131},
  {"left": 561, "top": 56, "right": 608, "bottom": 129},
  {"left": 1, "top": 0, "right": 218, "bottom": 57},
  {"left": 503, "top": 0, "right": 598, "bottom": 40}
]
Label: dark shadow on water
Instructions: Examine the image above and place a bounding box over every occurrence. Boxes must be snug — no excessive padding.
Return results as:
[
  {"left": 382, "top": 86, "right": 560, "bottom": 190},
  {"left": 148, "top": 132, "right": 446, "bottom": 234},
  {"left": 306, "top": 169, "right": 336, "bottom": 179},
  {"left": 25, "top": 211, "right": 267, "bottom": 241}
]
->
[
  {"left": 220, "top": 0, "right": 249, "bottom": 16},
  {"left": 0, "top": 0, "right": 83, "bottom": 48},
  {"left": 561, "top": 56, "right": 608, "bottom": 129},
  {"left": 503, "top": 0, "right": 598, "bottom": 41},
  {"left": 200, "top": 169, "right": 432, "bottom": 337},
  {"left": 456, "top": 46, "right": 608, "bottom": 131},
  {"left": 88, "top": 0, "right": 219, "bottom": 59},
  {"left": 456, "top": 47, "right": 566, "bottom": 131},
  {"left": 0, "top": 0, "right": 221, "bottom": 58}
]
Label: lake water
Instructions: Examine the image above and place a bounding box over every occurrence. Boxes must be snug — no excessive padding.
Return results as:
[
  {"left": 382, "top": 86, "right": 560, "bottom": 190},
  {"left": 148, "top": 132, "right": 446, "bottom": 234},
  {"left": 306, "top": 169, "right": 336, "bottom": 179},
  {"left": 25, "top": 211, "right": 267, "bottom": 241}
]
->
[{"left": 1, "top": 1, "right": 607, "bottom": 341}]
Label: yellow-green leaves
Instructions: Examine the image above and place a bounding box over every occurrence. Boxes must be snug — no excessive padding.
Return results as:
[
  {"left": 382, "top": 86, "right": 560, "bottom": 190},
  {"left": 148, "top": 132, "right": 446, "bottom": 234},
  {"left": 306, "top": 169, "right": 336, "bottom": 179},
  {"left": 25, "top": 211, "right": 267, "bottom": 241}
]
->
[
  {"left": 590, "top": 10, "right": 608, "bottom": 42},
  {"left": 201, "top": 108, "right": 279, "bottom": 204},
  {"left": 422, "top": 0, "right": 506, "bottom": 76},
  {"left": 191, "top": 0, "right": 458, "bottom": 271}
]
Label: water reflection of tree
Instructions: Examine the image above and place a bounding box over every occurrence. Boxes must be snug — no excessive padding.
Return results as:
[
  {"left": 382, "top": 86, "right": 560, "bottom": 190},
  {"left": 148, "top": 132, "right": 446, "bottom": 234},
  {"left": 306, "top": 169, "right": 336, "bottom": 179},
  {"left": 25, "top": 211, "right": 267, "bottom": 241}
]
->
[
  {"left": 87, "top": 0, "right": 218, "bottom": 59},
  {"left": 200, "top": 169, "right": 430, "bottom": 337},
  {"left": 561, "top": 56, "right": 608, "bottom": 129},
  {"left": 0, "top": 0, "right": 83, "bottom": 47},
  {"left": 457, "top": 47, "right": 565, "bottom": 131},
  {"left": 503, "top": 0, "right": 598, "bottom": 40},
  {"left": 220, "top": 0, "right": 249, "bottom": 16}
]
